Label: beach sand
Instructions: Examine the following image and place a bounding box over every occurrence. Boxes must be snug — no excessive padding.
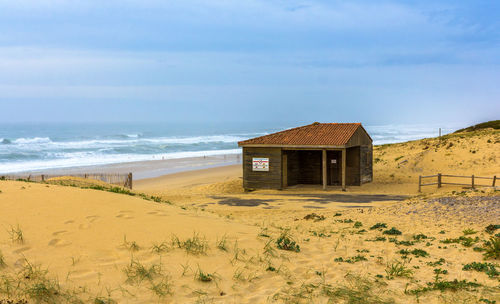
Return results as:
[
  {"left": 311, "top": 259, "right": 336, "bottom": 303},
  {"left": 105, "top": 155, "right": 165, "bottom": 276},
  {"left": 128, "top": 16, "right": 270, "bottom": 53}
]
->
[{"left": 0, "top": 128, "right": 499, "bottom": 303}]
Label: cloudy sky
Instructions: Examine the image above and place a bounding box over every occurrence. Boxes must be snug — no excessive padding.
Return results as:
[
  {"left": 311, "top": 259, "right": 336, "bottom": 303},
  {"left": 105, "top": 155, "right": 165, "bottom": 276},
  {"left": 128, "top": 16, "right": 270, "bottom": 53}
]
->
[{"left": 0, "top": 0, "right": 498, "bottom": 125}]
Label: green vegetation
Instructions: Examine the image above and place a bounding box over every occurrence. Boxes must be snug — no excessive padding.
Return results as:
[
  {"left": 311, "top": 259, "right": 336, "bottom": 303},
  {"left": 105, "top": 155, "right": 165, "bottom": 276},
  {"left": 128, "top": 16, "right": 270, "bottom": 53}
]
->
[
  {"left": 121, "top": 235, "right": 140, "bottom": 252},
  {"left": 369, "top": 223, "right": 387, "bottom": 230},
  {"left": 385, "top": 260, "right": 413, "bottom": 279},
  {"left": 149, "top": 278, "right": 173, "bottom": 298},
  {"left": 322, "top": 274, "right": 394, "bottom": 304},
  {"left": 383, "top": 227, "right": 402, "bottom": 235},
  {"left": 483, "top": 236, "right": 500, "bottom": 260},
  {"left": 462, "top": 228, "right": 477, "bottom": 235},
  {"left": 353, "top": 221, "right": 363, "bottom": 228},
  {"left": 303, "top": 213, "right": 325, "bottom": 221},
  {"left": 7, "top": 224, "right": 24, "bottom": 244},
  {"left": 441, "top": 236, "right": 479, "bottom": 247},
  {"left": 216, "top": 235, "right": 228, "bottom": 251},
  {"left": 413, "top": 234, "right": 428, "bottom": 241},
  {"left": 485, "top": 224, "right": 500, "bottom": 234},
  {"left": 462, "top": 262, "right": 499, "bottom": 278},
  {"left": 399, "top": 249, "right": 429, "bottom": 258},
  {"left": 0, "top": 250, "right": 5, "bottom": 268},
  {"left": 454, "top": 120, "right": 500, "bottom": 133},
  {"left": 150, "top": 241, "right": 170, "bottom": 254},
  {"left": 427, "top": 258, "right": 445, "bottom": 267},
  {"left": 195, "top": 267, "right": 217, "bottom": 282},
  {"left": 366, "top": 236, "right": 387, "bottom": 242},
  {"left": 276, "top": 231, "right": 300, "bottom": 252},
  {"left": 123, "top": 259, "right": 162, "bottom": 284},
  {"left": 406, "top": 279, "right": 481, "bottom": 295},
  {"left": 334, "top": 255, "right": 367, "bottom": 264},
  {"left": 171, "top": 233, "right": 209, "bottom": 255}
]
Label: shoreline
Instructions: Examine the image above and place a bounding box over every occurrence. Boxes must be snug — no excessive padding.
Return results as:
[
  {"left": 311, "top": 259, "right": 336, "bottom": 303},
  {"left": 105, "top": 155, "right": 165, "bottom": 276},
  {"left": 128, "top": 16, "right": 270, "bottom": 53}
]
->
[{"left": 8, "top": 153, "right": 242, "bottom": 180}]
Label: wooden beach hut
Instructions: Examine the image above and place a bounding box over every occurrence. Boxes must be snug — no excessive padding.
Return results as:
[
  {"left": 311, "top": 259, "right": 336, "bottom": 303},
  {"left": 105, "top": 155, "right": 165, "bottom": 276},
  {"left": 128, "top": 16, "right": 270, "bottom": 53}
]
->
[{"left": 238, "top": 122, "right": 373, "bottom": 191}]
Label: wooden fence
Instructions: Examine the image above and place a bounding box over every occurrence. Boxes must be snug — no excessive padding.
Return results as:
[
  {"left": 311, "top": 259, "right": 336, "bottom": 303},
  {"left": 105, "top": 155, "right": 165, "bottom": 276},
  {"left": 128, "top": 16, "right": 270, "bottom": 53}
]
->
[
  {"left": 0, "top": 173, "right": 133, "bottom": 189},
  {"left": 418, "top": 173, "right": 497, "bottom": 192}
]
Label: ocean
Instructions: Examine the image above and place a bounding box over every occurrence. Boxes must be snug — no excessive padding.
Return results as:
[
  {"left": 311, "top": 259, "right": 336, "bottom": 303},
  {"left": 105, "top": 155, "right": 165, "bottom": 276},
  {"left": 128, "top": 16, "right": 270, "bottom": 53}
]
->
[{"left": 0, "top": 122, "right": 461, "bottom": 174}]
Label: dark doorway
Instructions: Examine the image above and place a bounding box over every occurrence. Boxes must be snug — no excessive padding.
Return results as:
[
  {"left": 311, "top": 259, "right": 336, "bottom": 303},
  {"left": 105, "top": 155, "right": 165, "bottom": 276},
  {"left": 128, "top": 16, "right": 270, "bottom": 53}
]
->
[
  {"left": 284, "top": 150, "right": 343, "bottom": 187},
  {"left": 327, "top": 151, "right": 342, "bottom": 186}
]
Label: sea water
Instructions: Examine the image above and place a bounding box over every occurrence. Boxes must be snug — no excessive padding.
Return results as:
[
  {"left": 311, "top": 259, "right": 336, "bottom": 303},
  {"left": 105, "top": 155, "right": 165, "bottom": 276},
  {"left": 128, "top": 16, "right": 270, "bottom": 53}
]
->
[{"left": 0, "top": 122, "right": 460, "bottom": 173}]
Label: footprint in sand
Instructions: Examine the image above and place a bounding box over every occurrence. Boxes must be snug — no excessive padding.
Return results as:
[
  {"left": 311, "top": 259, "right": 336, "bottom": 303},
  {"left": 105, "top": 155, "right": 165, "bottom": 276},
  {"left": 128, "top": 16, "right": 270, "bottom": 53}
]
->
[
  {"left": 79, "top": 223, "right": 91, "bottom": 230},
  {"left": 64, "top": 220, "right": 75, "bottom": 224},
  {"left": 86, "top": 215, "right": 100, "bottom": 222},
  {"left": 147, "top": 210, "right": 167, "bottom": 217},
  {"left": 97, "top": 257, "right": 120, "bottom": 267},
  {"left": 69, "top": 269, "right": 97, "bottom": 280},
  {"left": 13, "top": 246, "right": 31, "bottom": 254},
  {"left": 116, "top": 210, "right": 134, "bottom": 219},
  {"left": 48, "top": 238, "right": 72, "bottom": 247},
  {"left": 52, "top": 230, "right": 67, "bottom": 236}
]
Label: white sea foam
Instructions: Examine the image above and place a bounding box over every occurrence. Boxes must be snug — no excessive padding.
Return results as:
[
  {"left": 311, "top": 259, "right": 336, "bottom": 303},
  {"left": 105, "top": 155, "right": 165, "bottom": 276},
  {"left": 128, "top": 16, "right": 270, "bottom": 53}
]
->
[
  {"left": 12, "top": 137, "right": 52, "bottom": 144},
  {"left": 0, "top": 149, "right": 242, "bottom": 173}
]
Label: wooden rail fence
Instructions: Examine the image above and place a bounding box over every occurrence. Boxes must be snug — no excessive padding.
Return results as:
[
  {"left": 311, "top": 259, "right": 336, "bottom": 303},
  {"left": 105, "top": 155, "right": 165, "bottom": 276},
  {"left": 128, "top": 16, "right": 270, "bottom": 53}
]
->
[
  {"left": 418, "top": 173, "right": 497, "bottom": 192},
  {"left": 0, "top": 172, "right": 133, "bottom": 189}
]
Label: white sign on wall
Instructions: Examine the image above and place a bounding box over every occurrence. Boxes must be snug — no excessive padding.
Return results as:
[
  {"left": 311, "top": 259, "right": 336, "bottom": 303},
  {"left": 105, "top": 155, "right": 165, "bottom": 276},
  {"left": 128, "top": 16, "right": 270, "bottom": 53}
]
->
[{"left": 252, "top": 158, "right": 269, "bottom": 171}]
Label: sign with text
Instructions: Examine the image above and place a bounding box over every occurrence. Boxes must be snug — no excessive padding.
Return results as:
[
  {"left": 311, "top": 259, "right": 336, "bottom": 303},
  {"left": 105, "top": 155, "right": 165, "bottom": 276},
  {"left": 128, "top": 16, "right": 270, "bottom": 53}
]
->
[{"left": 252, "top": 158, "right": 269, "bottom": 171}]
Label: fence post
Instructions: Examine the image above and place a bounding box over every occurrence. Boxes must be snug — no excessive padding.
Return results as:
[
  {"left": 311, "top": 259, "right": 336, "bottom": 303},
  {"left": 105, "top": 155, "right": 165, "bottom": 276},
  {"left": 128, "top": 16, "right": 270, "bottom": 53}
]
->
[
  {"left": 418, "top": 175, "right": 422, "bottom": 192},
  {"left": 437, "top": 173, "right": 442, "bottom": 188},
  {"left": 41, "top": 174, "right": 45, "bottom": 182},
  {"left": 128, "top": 172, "right": 133, "bottom": 190},
  {"left": 493, "top": 176, "right": 496, "bottom": 187},
  {"left": 471, "top": 175, "right": 475, "bottom": 189}
]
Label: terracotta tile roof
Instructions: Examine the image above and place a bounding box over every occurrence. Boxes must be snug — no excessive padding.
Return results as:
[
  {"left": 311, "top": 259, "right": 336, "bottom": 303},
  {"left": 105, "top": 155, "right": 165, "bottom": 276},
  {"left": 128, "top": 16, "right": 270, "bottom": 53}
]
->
[{"left": 238, "top": 123, "right": 365, "bottom": 146}]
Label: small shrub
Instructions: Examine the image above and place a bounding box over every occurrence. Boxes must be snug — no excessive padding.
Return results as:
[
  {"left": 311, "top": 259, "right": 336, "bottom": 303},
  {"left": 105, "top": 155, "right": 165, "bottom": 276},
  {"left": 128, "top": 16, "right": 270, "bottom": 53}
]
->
[
  {"left": 413, "top": 234, "right": 428, "bottom": 241},
  {"left": 150, "top": 242, "right": 170, "bottom": 254},
  {"left": 303, "top": 213, "right": 325, "bottom": 221},
  {"left": 383, "top": 227, "right": 402, "bottom": 235},
  {"left": 485, "top": 224, "right": 500, "bottom": 234},
  {"left": 399, "top": 249, "right": 428, "bottom": 258},
  {"left": 195, "top": 267, "right": 217, "bottom": 282},
  {"left": 385, "top": 260, "right": 413, "bottom": 278},
  {"left": 406, "top": 279, "right": 481, "bottom": 295},
  {"left": 8, "top": 224, "right": 24, "bottom": 244},
  {"left": 370, "top": 223, "right": 387, "bottom": 230},
  {"left": 216, "top": 235, "right": 228, "bottom": 252},
  {"left": 149, "top": 278, "right": 173, "bottom": 298},
  {"left": 483, "top": 236, "right": 500, "bottom": 260},
  {"left": 0, "top": 250, "right": 5, "bottom": 268},
  {"left": 123, "top": 259, "right": 161, "bottom": 284},
  {"left": 171, "top": 233, "right": 209, "bottom": 255},
  {"left": 462, "top": 228, "right": 477, "bottom": 235},
  {"left": 121, "top": 235, "right": 140, "bottom": 252},
  {"left": 462, "top": 262, "right": 499, "bottom": 278},
  {"left": 334, "top": 255, "right": 367, "bottom": 264},
  {"left": 321, "top": 274, "right": 394, "bottom": 303},
  {"left": 366, "top": 237, "right": 387, "bottom": 242},
  {"left": 427, "top": 258, "right": 445, "bottom": 267},
  {"left": 276, "top": 231, "right": 300, "bottom": 252},
  {"left": 353, "top": 221, "right": 363, "bottom": 228}
]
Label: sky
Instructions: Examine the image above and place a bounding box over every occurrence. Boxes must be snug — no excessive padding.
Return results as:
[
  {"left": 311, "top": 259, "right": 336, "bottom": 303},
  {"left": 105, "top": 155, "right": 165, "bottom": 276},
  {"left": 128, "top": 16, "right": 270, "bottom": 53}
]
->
[{"left": 0, "top": 0, "right": 499, "bottom": 126}]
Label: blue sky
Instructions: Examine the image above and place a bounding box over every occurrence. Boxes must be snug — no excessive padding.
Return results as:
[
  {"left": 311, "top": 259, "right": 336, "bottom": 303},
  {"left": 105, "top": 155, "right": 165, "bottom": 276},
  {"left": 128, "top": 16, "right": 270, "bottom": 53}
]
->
[{"left": 0, "top": 0, "right": 498, "bottom": 125}]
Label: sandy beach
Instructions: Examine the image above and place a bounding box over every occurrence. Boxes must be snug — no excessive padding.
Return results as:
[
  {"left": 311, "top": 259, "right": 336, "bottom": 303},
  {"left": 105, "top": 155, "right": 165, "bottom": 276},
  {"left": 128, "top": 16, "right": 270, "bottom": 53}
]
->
[
  {"left": 0, "top": 127, "right": 499, "bottom": 303},
  {"left": 11, "top": 154, "right": 242, "bottom": 180}
]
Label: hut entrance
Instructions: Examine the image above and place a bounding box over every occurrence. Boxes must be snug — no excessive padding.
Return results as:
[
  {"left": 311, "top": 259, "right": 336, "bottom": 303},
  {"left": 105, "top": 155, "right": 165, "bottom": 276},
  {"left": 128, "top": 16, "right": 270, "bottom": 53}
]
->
[
  {"left": 327, "top": 150, "right": 342, "bottom": 186},
  {"left": 283, "top": 150, "right": 342, "bottom": 187}
]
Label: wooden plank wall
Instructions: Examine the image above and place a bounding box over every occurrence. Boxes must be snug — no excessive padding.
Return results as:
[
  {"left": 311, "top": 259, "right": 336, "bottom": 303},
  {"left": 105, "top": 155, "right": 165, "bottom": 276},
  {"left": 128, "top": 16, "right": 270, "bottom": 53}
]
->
[
  {"left": 360, "top": 145, "right": 373, "bottom": 183},
  {"left": 346, "top": 147, "right": 361, "bottom": 185},
  {"left": 242, "top": 147, "right": 282, "bottom": 190}
]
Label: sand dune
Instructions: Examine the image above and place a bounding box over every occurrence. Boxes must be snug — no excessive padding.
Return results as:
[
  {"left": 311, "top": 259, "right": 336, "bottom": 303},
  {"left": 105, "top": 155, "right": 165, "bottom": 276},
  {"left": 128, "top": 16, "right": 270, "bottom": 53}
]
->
[{"left": 0, "top": 129, "right": 499, "bottom": 303}]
